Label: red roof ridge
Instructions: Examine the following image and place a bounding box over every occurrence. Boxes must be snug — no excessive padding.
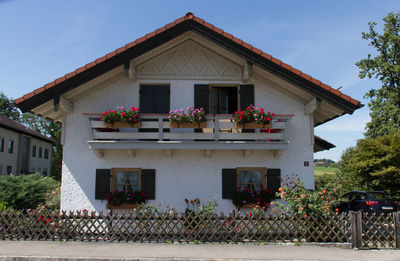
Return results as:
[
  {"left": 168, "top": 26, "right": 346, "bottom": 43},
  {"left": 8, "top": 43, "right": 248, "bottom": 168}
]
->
[{"left": 15, "top": 12, "right": 361, "bottom": 108}]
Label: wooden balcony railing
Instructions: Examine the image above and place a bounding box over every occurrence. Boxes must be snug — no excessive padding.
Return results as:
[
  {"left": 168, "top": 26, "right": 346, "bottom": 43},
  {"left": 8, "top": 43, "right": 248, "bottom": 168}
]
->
[{"left": 84, "top": 113, "right": 293, "bottom": 154}]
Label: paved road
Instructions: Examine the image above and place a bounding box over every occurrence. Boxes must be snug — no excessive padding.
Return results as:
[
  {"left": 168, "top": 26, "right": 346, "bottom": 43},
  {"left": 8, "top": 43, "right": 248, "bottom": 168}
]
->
[{"left": 0, "top": 241, "right": 399, "bottom": 261}]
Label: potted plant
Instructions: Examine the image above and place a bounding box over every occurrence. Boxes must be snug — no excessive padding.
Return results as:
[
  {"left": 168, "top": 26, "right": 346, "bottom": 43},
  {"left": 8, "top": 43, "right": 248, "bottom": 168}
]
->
[
  {"left": 106, "top": 190, "right": 146, "bottom": 209},
  {"left": 100, "top": 106, "right": 141, "bottom": 128},
  {"left": 232, "top": 186, "right": 275, "bottom": 210},
  {"left": 233, "top": 105, "right": 274, "bottom": 129},
  {"left": 169, "top": 106, "right": 207, "bottom": 128}
]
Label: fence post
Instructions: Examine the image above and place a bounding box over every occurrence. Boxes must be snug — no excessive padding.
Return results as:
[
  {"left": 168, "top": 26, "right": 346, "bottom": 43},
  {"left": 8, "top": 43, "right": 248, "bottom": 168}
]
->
[
  {"left": 350, "top": 211, "right": 362, "bottom": 248},
  {"left": 394, "top": 211, "right": 400, "bottom": 249}
]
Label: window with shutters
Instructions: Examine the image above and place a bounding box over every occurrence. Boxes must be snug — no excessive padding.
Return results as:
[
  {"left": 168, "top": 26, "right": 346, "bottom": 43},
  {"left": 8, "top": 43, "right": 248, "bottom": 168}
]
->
[
  {"left": 237, "top": 167, "right": 266, "bottom": 193},
  {"left": 112, "top": 168, "right": 141, "bottom": 193},
  {"left": 222, "top": 168, "right": 281, "bottom": 200}
]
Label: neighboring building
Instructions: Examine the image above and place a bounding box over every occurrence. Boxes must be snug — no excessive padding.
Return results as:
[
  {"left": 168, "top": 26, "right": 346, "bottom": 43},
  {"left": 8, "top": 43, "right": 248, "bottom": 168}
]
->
[
  {"left": 15, "top": 13, "right": 362, "bottom": 213},
  {"left": 0, "top": 115, "right": 53, "bottom": 176}
]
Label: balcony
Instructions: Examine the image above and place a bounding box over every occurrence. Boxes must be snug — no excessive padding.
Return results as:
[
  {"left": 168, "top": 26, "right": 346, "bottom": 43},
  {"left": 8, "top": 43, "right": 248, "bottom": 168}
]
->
[{"left": 84, "top": 113, "right": 293, "bottom": 158}]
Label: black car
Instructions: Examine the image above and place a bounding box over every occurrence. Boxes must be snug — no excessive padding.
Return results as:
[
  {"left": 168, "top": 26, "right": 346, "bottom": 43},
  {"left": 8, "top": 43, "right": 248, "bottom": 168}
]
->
[{"left": 336, "top": 191, "right": 398, "bottom": 213}]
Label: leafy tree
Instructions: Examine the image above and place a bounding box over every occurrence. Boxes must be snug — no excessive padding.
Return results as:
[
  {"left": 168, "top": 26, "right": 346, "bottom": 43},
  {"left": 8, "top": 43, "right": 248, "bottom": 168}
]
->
[
  {"left": 0, "top": 92, "right": 20, "bottom": 120},
  {"left": 337, "top": 134, "right": 400, "bottom": 199},
  {"left": 356, "top": 12, "right": 400, "bottom": 138}
]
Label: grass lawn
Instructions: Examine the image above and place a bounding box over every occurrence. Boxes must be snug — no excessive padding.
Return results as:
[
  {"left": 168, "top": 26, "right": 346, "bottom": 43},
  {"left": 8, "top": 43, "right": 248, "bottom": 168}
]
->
[{"left": 314, "top": 166, "right": 338, "bottom": 176}]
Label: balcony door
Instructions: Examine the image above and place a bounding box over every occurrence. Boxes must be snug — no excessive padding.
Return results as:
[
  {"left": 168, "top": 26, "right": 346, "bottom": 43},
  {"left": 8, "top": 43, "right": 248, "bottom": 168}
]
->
[{"left": 211, "top": 86, "right": 238, "bottom": 114}]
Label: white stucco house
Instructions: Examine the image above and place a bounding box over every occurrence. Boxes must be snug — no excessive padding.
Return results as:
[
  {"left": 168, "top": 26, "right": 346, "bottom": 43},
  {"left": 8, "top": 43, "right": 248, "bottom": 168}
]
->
[
  {"left": 0, "top": 115, "right": 53, "bottom": 176},
  {"left": 15, "top": 13, "right": 361, "bottom": 213}
]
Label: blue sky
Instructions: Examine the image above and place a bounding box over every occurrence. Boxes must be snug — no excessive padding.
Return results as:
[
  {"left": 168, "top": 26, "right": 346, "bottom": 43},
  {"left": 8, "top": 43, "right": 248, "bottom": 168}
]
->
[{"left": 1, "top": 0, "right": 398, "bottom": 161}]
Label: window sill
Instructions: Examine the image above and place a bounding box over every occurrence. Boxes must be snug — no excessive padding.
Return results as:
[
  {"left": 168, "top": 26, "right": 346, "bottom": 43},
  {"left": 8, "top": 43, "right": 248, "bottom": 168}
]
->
[{"left": 106, "top": 203, "right": 139, "bottom": 210}]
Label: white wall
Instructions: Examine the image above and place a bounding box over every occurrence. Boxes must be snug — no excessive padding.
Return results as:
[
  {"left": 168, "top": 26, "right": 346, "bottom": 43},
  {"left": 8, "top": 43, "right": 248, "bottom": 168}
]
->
[{"left": 61, "top": 75, "right": 314, "bottom": 213}]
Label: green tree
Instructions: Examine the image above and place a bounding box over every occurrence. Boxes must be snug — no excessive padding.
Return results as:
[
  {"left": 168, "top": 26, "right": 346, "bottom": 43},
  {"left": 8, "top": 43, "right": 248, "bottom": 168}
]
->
[
  {"left": 0, "top": 92, "right": 20, "bottom": 120},
  {"left": 356, "top": 12, "right": 400, "bottom": 138},
  {"left": 337, "top": 134, "right": 400, "bottom": 199}
]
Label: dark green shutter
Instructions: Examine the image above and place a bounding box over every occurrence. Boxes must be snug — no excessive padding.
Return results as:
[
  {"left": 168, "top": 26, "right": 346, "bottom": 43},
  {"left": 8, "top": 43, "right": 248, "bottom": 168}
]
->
[
  {"left": 194, "top": 84, "right": 210, "bottom": 113},
  {"left": 140, "top": 85, "right": 170, "bottom": 113},
  {"left": 240, "top": 84, "right": 254, "bottom": 110},
  {"left": 267, "top": 168, "right": 281, "bottom": 194},
  {"left": 222, "top": 169, "right": 237, "bottom": 199},
  {"left": 95, "top": 169, "right": 111, "bottom": 200},
  {"left": 141, "top": 169, "right": 156, "bottom": 200},
  {"left": 240, "top": 84, "right": 255, "bottom": 133}
]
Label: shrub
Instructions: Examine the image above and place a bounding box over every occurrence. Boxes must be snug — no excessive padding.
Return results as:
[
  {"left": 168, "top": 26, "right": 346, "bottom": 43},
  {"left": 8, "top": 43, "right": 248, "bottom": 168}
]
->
[
  {"left": 272, "top": 175, "right": 341, "bottom": 216},
  {"left": 41, "top": 186, "right": 61, "bottom": 210},
  {"left": 0, "top": 174, "right": 59, "bottom": 210}
]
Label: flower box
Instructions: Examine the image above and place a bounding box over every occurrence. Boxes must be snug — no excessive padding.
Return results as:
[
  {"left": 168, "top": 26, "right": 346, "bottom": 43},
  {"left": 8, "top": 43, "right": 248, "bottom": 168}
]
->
[
  {"left": 235, "top": 122, "right": 272, "bottom": 129},
  {"left": 106, "top": 203, "right": 138, "bottom": 210},
  {"left": 103, "top": 122, "right": 142, "bottom": 128},
  {"left": 170, "top": 122, "right": 207, "bottom": 128},
  {"left": 236, "top": 202, "right": 270, "bottom": 209}
]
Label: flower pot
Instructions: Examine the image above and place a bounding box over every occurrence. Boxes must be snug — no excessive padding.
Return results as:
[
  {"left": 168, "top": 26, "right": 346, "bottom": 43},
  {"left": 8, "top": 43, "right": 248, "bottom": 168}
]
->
[
  {"left": 169, "top": 121, "right": 207, "bottom": 128},
  {"left": 235, "top": 122, "right": 272, "bottom": 129},
  {"left": 103, "top": 122, "right": 142, "bottom": 128},
  {"left": 106, "top": 203, "right": 139, "bottom": 210}
]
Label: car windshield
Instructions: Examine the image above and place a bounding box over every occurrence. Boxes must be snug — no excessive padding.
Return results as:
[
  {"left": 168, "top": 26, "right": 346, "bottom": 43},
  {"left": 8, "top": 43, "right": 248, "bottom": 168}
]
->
[{"left": 368, "top": 192, "right": 392, "bottom": 200}]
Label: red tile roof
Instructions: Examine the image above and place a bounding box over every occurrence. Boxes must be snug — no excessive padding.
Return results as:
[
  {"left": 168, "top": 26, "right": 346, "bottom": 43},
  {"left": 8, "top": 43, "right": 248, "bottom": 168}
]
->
[{"left": 15, "top": 12, "right": 361, "bottom": 110}]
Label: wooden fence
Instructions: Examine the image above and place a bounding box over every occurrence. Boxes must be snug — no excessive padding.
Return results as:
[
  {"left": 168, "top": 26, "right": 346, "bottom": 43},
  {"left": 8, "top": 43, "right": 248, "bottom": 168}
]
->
[{"left": 0, "top": 210, "right": 399, "bottom": 248}]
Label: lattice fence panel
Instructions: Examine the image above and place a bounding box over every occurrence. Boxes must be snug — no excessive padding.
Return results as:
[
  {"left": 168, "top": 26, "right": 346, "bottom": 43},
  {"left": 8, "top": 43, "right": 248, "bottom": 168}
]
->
[
  {"left": 0, "top": 209, "right": 397, "bottom": 248},
  {"left": 361, "top": 212, "right": 396, "bottom": 248}
]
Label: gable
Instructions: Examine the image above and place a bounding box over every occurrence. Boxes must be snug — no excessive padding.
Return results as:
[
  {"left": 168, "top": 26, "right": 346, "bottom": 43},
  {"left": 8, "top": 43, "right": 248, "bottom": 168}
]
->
[
  {"left": 15, "top": 12, "right": 362, "bottom": 125},
  {"left": 136, "top": 40, "right": 242, "bottom": 80}
]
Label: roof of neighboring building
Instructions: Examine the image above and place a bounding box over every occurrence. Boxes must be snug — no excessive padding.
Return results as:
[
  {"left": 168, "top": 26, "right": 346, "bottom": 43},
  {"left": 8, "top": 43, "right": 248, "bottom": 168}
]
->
[
  {"left": 15, "top": 12, "right": 362, "bottom": 115},
  {"left": 0, "top": 115, "right": 55, "bottom": 143},
  {"left": 314, "top": 135, "right": 336, "bottom": 152}
]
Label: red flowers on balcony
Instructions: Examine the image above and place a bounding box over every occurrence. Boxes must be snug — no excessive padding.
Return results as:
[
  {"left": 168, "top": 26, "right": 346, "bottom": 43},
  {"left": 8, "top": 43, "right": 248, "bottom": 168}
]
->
[
  {"left": 100, "top": 106, "right": 141, "bottom": 128},
  {"left": 233, "top": 105, "right": 275, "bottom": 128}
]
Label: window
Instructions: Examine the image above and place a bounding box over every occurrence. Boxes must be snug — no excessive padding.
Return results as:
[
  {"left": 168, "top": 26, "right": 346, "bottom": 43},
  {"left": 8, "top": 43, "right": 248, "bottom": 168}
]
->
[
  {"left": 112, "top": 168, "right": 141, "bottom": 192},
  {"left": 38, "top": 168, "right": 41, "bottom": 173},
  {"left": 7, "top": 166, "right": 12, "bottom": 174},
  {"left": 211, "top": 86, "right": 238, "bottom": 114},
  {"left": 43, "top": 168, "right": 48, "bottom": 176},
  {"left": 222, "top": 168, "right": 281, "bottom": 199},
  {"left": 0, "top": 138, "right": 4, "bottom": 152},
  {"left": 38, "top": 147, "right": 42, "bottom": 158},
  {"left": 8, "top": 140, "right": 14, "bottom": 153},
  {"left": 31, "top": 167, "right": 35, "bottom": 173},
  {"left": 44, "top": 148, "right": 49, "bottom": 159},
  {"left": 32, "top": 145, "right": 36, "bottom": 157},
  {"left": 0, "top": 165, "right": 2, "bottom": 175},
  {"left": 237, "top": 168, "right": 266, "bottom": 193}
]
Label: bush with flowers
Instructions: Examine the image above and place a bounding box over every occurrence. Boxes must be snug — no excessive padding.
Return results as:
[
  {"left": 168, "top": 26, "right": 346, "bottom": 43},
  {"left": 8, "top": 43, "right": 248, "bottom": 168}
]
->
[
  {"left": 272, "top": 175, "right": 342, "bottom": 217},
  {"left": 183, "top": 198, "right": 218, "bottom": 230},
  {"left": 232, "top": 186, "right": 275, "bottom": 209},
  {"left": 106, "top": 190, "right": 146, "bottom": 207},
  {"left": 233, "top": 105, "right": 274, "bottom": 125},
  {"left": 168, "top": 106, "right": 206, "bottom": 124},
  {"left": 100, "top": 106, "right": 140, "bottom": 126}
]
